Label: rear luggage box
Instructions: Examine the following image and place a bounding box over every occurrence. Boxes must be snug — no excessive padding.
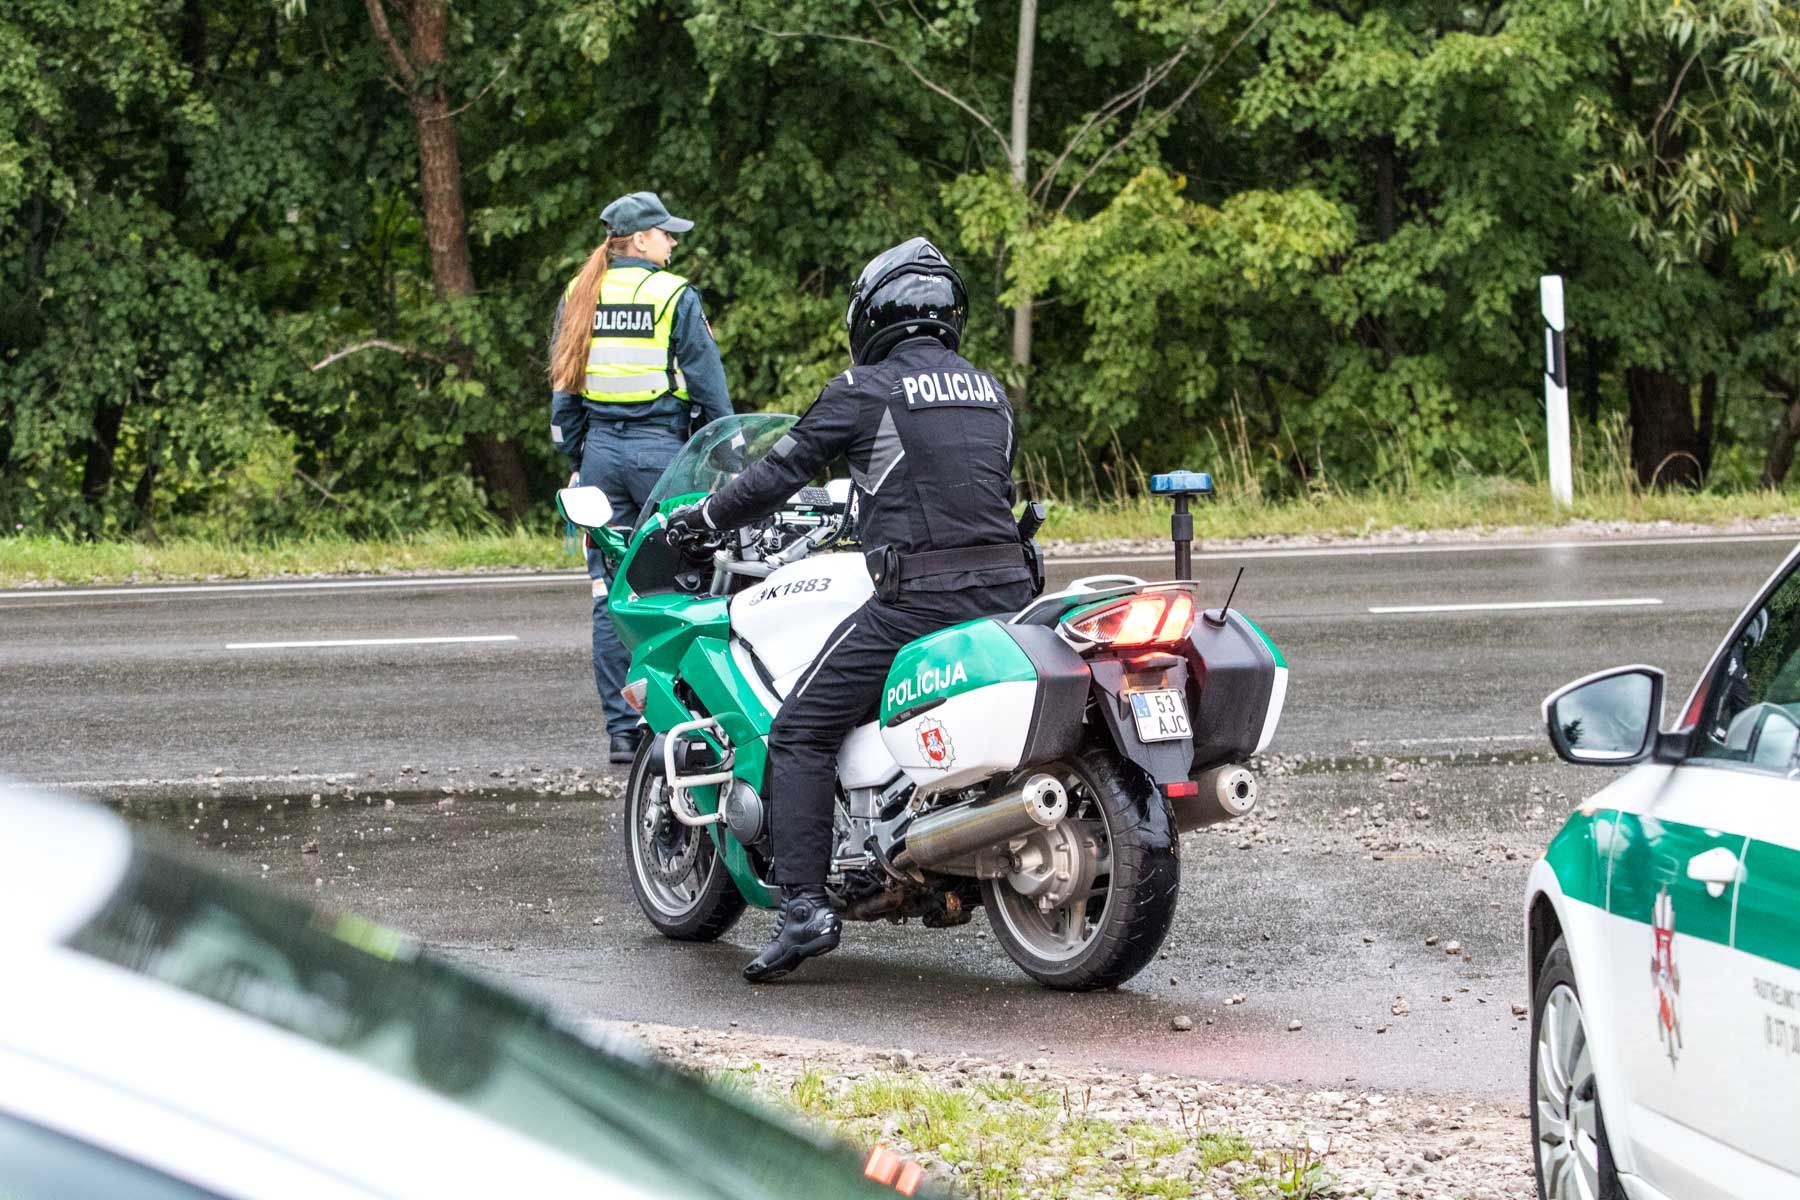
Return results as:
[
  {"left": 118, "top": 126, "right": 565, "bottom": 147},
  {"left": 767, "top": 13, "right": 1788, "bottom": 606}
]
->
[
  {"left": 1185, "top": 609, "right": 1288, "bottom": 770},
  {"left": 879, "top": 619, "right": 1089, "bottom": 792}
]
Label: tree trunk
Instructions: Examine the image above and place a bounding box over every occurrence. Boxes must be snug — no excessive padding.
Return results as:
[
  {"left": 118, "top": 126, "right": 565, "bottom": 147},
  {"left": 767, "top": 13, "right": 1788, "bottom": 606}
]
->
[
  {"left": 1625, "top": 366, "right": 1705, "bottom": 489},
  {"left": 369, "top": 0, "right": 532, "bottom": 519},
  {"left": 164, "top": 0, "right": 205, "bottom": 213},
  {"left": 1008, "top": 0, "right": 1037, "bottom": 406},
  {"left": 1697, "top": 371, "right": 1719, "bottom": 477},
  {"left": 1580, "top": 335, "right": 1606, "bottom": 425},
  {"left": 1761, "top": 378, "right": 1800, "bottom": 487},
  {"left": 0, "top": 397, "right": 13, "bottom": 487},
  {"left": 131, "top": 455, "right": 160, "bottom": 536},
  {"left": 405, "top": 1, "right": 476, "bottom": 300},
  {"left": 80, "top": 399, "right": 127, "bottom": 521},
  {"left": 1255, "top": 366, "right": 1309, "bottom": 485},
  {"left": 1373, "top": 136, "right": 1398, "bottom": 241}
]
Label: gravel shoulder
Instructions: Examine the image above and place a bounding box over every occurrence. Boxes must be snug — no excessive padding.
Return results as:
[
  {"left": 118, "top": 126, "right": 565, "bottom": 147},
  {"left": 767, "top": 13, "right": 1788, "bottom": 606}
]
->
[{"left": 601, "top": 1021, "right": 1535, "bottom": 1200}]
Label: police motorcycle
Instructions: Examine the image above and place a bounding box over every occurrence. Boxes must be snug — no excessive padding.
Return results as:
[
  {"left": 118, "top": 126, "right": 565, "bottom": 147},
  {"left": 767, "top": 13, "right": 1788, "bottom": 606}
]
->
[{"left": 558, "top": 415, "right": 1288, "bottom": 991}]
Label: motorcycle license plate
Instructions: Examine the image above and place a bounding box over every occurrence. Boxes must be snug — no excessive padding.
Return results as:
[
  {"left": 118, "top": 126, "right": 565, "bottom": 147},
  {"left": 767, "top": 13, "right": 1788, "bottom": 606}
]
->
[{"left": 1130, "top": 689, "right": 1191, "bottom": 743}]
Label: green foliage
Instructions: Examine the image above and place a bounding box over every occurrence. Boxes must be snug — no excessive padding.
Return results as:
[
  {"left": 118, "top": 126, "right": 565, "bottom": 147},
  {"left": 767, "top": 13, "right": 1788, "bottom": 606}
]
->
[{"left": 3, "top": 0, "right": 1797, "bottom": 545}]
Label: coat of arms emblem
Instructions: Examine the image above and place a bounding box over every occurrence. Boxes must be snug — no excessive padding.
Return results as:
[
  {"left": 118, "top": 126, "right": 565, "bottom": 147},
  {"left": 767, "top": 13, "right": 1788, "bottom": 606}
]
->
[
  {"left": 1650, "top": 885, "right": 1682, "bottom": 1066},
  {"left": 916, "top": 718, "right": 955, "bottom": 770}
]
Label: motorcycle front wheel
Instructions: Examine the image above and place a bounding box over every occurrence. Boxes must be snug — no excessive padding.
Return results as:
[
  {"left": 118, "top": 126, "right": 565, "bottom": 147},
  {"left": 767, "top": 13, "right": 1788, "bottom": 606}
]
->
[
  {"left": 622, "top": 738, "right": 747, "bottom": 941},
  {"left": 981, "top": 747, "right": 1180, "bottom": 991}
]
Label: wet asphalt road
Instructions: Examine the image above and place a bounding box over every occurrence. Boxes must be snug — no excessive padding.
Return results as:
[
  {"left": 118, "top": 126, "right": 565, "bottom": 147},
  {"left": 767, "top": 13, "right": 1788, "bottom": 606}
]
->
[{"left": 6, "top": 533, "right": 1798, "bottom": 1100}]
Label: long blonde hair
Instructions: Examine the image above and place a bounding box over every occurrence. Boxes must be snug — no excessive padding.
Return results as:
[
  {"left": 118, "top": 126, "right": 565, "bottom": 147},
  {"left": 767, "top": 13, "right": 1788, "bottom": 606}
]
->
[{"left": 551, "top": 234, "right": 637, "bottom": 392}]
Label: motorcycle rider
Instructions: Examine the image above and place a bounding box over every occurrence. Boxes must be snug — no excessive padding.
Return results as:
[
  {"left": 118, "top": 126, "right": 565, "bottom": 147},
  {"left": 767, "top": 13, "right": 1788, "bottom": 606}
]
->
[{"left": 667, "top": 237, "right": 1038, "bottom": 982}]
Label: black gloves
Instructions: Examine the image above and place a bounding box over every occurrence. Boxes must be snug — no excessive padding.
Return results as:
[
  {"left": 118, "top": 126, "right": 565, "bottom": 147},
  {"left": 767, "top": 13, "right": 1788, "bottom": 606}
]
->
[{"left": 666, "top": 497, "right": 714, "bottom": 537}]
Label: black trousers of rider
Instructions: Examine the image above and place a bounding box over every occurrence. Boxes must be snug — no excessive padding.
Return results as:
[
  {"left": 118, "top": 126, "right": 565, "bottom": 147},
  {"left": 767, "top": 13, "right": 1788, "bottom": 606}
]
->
[{"left": 766, "top": 579, "right": 1038, "bottom": 886}]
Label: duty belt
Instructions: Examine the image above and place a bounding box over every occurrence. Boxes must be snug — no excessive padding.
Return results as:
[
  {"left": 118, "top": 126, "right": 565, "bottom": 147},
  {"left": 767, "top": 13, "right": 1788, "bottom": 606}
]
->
[
  {"left": 589, "top": 412, "right": 691, "bottom": 438},
  {"left": 896, "top": 542, "right": 1027, "bottom": 583}
]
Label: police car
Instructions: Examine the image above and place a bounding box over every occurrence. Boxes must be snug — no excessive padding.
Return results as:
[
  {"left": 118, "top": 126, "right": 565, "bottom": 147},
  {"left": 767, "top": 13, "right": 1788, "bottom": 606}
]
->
[
  {"left": 1527, "top": 542, "right": 1800, "bottom": 1200},
  {"left": 0, "top": 786, "right": 922, "bottom": 1200}
]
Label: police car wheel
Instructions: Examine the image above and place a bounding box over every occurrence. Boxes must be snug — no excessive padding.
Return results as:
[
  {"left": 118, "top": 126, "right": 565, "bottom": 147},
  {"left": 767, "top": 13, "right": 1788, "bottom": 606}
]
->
[
  {"left": 622, "top": 737, "right": 747, "bottom": 941},
  {"left": 1530, "top": 937, "right": 1623, "bottom": 1200},
  {"left": 981, "top": 747, "right": 1180, "bottom": 992}
]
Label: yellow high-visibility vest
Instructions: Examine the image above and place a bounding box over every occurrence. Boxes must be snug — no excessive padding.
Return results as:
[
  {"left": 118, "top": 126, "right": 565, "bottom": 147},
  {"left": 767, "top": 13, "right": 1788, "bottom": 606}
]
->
[{"left": 570, "top": 265, "right": 690, "bottom": 405}]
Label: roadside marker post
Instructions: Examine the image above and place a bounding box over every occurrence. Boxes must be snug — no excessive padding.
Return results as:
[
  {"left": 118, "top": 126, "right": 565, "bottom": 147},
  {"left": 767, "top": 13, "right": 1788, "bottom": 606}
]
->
[{"left": 1541, "top": 275, "right": 1572, "bottom": 506}]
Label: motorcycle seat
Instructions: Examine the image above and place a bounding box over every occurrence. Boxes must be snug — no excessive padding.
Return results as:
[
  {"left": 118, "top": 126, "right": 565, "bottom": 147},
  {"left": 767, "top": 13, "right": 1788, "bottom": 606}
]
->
[{"left": 1008, "top": 575, "right": 1148, "bottom": 627}]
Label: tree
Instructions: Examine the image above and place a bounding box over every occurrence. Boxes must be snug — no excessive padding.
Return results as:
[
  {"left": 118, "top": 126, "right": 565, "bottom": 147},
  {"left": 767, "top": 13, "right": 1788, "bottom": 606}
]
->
[
  {"left": 1575, "top": 0, "right": 1800, "bottom": 486},
  {"left": 358, "top": 0, "right": 532, "bottom": 516},
  {"left": 5, "top": 0, "right": 1796, "bottom": 540},
  {"left": 715, "top": 0, "right": 1274, "bottom": 410}
]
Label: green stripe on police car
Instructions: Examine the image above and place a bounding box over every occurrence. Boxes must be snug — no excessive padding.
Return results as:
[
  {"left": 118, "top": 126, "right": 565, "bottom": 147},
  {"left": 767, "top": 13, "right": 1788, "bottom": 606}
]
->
[{"left": 1546, "top": 808, "right": 1800, "bottom": 972}]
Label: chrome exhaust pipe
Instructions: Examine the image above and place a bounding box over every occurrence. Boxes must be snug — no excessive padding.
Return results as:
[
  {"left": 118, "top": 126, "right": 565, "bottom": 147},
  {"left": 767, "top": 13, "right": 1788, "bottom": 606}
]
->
[
  {"left": 1171, "top": 764, "right": 1257, "bottom": 832},
  {"left": 894, "top": 773, "right": 1068, "bottom": 871}
]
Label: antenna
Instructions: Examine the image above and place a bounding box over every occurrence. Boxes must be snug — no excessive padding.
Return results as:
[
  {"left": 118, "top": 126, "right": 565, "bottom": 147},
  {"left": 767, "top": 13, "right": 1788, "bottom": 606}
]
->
[{"left": 1205, "top": 566, "right": 1244, "bottom": 628}]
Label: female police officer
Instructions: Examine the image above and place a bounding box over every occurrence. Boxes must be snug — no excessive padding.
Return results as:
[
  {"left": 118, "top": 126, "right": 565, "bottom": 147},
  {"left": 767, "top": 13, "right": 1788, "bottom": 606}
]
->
[{"left": 549, "top": 191, "right": 733, "bottom": 763}]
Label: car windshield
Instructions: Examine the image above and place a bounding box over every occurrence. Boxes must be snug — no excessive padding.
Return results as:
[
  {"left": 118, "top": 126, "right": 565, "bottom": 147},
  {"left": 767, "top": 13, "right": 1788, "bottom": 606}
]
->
[
  {"left": 64, "top": 844, "right": 899, "bottom": 1200},
  {"left": 636, "top": 413, "right": 800, "bottom": 533}
]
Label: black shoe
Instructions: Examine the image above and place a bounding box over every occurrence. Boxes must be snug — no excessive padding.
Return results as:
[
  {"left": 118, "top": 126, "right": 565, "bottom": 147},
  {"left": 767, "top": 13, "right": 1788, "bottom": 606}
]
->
[
  {"left": 743, "top": 886, "right": 841, "bottom": 983},
  {"left": 608, "top": 731, "right": 640, "bottom": 764}
]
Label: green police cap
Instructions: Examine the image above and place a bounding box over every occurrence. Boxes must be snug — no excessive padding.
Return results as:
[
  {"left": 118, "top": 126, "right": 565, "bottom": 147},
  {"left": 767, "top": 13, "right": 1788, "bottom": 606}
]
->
[{"left": 602, "top": 191, "right": 694, "bottom": 236}]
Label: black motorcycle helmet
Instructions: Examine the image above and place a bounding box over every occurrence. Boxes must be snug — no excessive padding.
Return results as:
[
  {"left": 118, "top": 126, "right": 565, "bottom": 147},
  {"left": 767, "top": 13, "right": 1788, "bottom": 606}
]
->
[{"left": 844, "top": 237, "right": 968, "bottom": 366}]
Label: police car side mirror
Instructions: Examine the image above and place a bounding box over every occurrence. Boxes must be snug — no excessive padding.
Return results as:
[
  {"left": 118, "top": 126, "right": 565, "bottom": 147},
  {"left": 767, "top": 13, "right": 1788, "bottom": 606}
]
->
[{"left": 1542, "top": 665, "right": 1665, "bottom": 766}]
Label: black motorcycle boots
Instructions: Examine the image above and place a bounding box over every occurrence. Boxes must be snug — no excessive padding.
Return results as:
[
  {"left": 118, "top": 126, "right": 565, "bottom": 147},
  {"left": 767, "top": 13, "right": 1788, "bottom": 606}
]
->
[
  {"left": 608, "top": 728, "right": 645, "bottom": 764},
  {"left": 742, "top": 885, "right": 841, "bottom": 982}
]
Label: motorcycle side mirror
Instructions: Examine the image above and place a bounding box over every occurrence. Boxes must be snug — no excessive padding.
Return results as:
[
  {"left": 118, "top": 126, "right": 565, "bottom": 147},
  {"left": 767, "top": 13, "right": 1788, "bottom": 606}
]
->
[{"left": 556, "top": 486, "right": 614, "bottom": 532}]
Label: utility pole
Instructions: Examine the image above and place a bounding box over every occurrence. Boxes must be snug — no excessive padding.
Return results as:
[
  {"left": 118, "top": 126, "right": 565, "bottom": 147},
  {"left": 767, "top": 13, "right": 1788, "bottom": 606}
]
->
[{"left": 1008, "top": 0, "right": 1037, "bottom": 402}]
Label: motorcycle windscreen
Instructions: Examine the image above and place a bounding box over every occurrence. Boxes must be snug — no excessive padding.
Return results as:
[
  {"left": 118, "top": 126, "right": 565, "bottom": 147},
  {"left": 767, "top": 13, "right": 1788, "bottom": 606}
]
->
[{"left": 634, "top": 412, "right": 801, "bottom": 535}]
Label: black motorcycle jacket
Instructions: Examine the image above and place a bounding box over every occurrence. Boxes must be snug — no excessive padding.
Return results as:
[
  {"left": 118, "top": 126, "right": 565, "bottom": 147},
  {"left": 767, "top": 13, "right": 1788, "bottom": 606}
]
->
[{"left": 706, "top": 337, "right": 1030, "bottom": 593}]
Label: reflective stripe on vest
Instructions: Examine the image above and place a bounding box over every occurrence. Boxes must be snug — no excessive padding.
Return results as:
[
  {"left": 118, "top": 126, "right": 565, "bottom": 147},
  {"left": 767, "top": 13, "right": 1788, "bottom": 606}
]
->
[{"left": 571, "top": 266, "right": 690, "bottom": 405}]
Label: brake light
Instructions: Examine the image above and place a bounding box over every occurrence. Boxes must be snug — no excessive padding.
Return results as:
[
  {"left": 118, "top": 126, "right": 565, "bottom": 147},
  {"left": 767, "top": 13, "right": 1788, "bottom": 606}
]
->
[{"left": 1064, "top": 592, "right": 1195, "bottom": 647}]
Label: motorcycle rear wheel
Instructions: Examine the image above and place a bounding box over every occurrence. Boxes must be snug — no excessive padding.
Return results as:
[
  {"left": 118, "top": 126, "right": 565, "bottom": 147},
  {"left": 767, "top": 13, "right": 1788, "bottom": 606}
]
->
[
  {"left": 981, "top": 747, "right": 1180, "bottom": 991},
  {"left": 622, "top": 738, "right": 747, "bottom": 941}
]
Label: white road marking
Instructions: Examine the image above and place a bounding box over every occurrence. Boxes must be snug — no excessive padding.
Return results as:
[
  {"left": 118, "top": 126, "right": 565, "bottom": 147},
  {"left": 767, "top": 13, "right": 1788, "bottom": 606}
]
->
[
  {"left": 1350, "top": 734, "right": 1539, "bottom": 748},
  {"left": 0, "top": 573, "right": 583, "bottom": 601},
  {"left": 1053, "top": 531, "right": 1795, "bottom": 567},
  {"left": 225, "top": 635, "right": 519, "bottom": 650},
  {"left": 1369, "top": 597, "right": 1662, "bottom": 615}
]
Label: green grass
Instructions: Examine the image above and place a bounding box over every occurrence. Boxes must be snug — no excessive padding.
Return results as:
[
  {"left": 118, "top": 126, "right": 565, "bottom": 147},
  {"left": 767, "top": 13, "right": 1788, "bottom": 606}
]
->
[
  {"left": 3, "top": 477, "right": 1792, "bottom": 587},
  {"left": 1236, "top": 1139, "right": 1334, "bottom": 1199},
  {"left": 741, "top": 1068, "right": 1262, "bottom": 1200},
  {"left": 0, "top": 528, "right": 574, "bottom": 587},
  {"left": 1038, "top": 476, "right": 1799, "bottom": 544}
]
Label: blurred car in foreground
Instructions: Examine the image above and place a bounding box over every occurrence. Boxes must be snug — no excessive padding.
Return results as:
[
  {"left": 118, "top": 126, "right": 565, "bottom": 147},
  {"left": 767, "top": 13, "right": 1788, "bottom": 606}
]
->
[
  {"left": 0, "top": 785, "right": 924, "bottom": 1200},
  {"left": 1526, "top": 542, "right": 1800, "bottom": 1200}
]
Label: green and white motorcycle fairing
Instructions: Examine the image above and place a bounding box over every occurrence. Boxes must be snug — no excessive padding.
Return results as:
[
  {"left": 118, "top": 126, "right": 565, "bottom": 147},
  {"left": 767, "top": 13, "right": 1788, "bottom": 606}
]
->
[{"left": 558, "top": 414, "right": 1288, "bottom": 990}]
